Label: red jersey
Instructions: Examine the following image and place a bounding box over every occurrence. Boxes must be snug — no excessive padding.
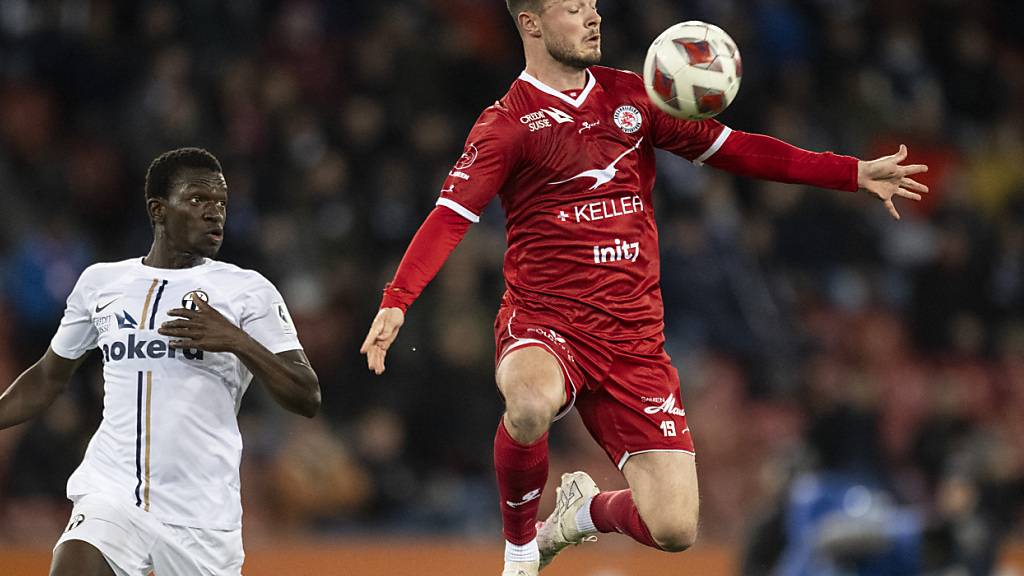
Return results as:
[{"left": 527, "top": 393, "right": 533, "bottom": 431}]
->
[
  {"left": 436, "top": 66, "right": 727, "bottom": 340},
  {"left": 380, "top": 66, "right": 858, "bottom": 342}
]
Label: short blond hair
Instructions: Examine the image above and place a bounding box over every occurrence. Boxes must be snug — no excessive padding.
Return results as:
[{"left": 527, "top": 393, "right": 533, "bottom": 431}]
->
[{"left": 506, "top": 0, "right": 546, "bottom": 18}]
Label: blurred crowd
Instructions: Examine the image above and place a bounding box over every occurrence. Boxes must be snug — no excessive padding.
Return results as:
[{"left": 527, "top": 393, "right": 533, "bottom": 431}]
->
[{"left": 0, "top": 0, "right": 1021, "bottom": 573}]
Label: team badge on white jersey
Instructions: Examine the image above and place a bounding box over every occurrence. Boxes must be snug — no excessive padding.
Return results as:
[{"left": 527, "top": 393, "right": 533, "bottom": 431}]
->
[
  {"left": 613, "top": 105, "right": 642, "bottom": 134},
  {"left": 182, "top": 290, "right": 209, "bottom": 311}
]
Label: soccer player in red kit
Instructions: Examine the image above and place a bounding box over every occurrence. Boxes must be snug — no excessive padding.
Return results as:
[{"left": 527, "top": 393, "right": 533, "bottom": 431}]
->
[{"left": 361, "top": 2, "right": 928, "bottom": 575}]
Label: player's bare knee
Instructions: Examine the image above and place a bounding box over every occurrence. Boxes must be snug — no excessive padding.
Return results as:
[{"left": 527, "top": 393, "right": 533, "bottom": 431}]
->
[
  {"left": 643, "top": 510, "right": 700, "bottom": 553},
  {"left": 647, "top": 517, "right": 699, "bottom": 553},
  {"left": 504, "top": 393, "right": 558, "bottom": 440},
  {"left": 496, "top": 359, "right": 563, "bottom": 441},
  {"left": 638, "top": 499, "right": 699, "bottom": 553}
]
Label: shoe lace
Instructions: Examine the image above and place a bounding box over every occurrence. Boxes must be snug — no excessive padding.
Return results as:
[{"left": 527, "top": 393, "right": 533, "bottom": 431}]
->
[{"left": 571, "top": 534, "right": 598, "bottom": 547}]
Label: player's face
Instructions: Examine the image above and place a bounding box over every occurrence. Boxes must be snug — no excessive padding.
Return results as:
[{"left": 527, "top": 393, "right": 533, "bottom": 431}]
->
[
  {"left": 540, "top": 0, "right": 601, "bottom": 69},
  {"left": 160, "top": 168, "right": 227, "bottom": 258}
]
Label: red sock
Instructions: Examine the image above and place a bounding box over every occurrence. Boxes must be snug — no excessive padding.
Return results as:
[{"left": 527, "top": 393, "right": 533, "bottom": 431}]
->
[
  {"left": 493, "top": 419, "right": 549, "bottom": 545},
  {"left": 589, "top": 490, "right": 659, "bottom": 549}
]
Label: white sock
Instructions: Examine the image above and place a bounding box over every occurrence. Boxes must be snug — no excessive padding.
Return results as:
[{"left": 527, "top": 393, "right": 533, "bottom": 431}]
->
[
  {"left": 574, "top": 495, "right": 597, "bottom": 535},
  {"left": 504, "top": 539, "right": 540, "bottom": 563}
]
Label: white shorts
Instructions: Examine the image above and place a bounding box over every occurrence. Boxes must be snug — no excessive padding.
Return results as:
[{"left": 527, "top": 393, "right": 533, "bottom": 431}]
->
[{"left": 55, "top": 493, "right": 244, "bottom": 576}]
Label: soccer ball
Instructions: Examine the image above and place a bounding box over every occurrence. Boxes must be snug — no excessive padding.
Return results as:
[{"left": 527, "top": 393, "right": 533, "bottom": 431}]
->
[{"left": 643, "top": 21, "right": 742, "bottom": 120}]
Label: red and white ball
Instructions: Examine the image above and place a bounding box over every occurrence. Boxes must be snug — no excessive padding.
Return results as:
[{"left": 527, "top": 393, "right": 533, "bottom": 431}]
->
[{"left": 643, "top": 21, "right": 743, "bottom": 120}]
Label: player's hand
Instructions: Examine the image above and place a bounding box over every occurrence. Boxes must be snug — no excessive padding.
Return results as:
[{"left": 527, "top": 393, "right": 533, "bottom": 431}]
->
[
  {"left": 360, "top": 307, "right": 405, "bottom": 375},
  {"left": 159, "top": 297, "right": 245, "bottom": 353},
  {"left": 857, "top": 144, "right": 929, "bottom": 220}
]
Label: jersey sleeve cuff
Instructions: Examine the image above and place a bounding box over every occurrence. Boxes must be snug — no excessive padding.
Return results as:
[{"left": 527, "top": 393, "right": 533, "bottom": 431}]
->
[
  {"left": 435, "top": 198, "right": 480, "bottom": 223},
  {"left": 693, "top": 126, "right": 733, "bottom": 166},
  {"left": 48, "top": 343, "right": 88, "bottom": 361},
  {"left": 841, "top": 154, "right": 860, "bottom": 192},
  {"left": 264, "top": 340, "right": 304, "bottom": 355},
  {"left": 380, "top": 287, "right": 412, "bottom": 312}
]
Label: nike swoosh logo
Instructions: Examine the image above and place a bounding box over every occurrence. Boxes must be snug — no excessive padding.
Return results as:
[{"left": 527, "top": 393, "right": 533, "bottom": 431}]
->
[{"left": 95, "top": 298, "right": 120, "bottom": 313}]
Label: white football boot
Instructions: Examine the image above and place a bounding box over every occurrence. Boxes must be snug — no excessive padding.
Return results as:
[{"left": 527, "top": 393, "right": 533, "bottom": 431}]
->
[
  {"left": 501, "top": 560, "right": 539, "bottom": 576},
  {"left": 536, "top": 471, "right": 600, "bottom": 570}
]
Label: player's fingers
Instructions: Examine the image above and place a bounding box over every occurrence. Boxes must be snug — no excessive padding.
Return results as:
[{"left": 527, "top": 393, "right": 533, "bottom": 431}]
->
[
  {"left": 895, "top": 182, "right": 923, "bottom": 199},
  {"left": 159, "top": 319, "right": 193, "bottom": 330},
  {"left": 168, "top": 338, "right": 196, "bottom": 349},
  {"left": 194, "top": 297, "right": 215, "bottom": 311},
  {"left": 885, "top": 198, "right": 900, "bottom": 220},
  {"left": 359, "top": 320, "right": 384, "bottom": 354},
  {"left": 895, "top": 189, "right": 922, "bottom": 202},
  {"left": 899, "top": 177, "right": 928, "bottom": 194},
  {"left": 158, "top": 326, "right": 191, "bottom": 337},
  {"left": 899, "top": 164, "right": 928, "bottom": 177},
  {"left": 167, "top": 308, "right": 199, "bottom": 319},
  {"left": 368, "top": 346, "right": 386, "bottom": 374},
  {"left": 892, "top": 144, "right": 907, "bottom": 161}
]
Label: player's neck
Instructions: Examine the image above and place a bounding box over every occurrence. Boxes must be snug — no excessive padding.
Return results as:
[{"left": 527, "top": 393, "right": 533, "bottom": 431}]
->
[
  {"left": 144, "top": 236, "right": 206, "bottom": 269},
  {"left": 524, "top": 57, "right": 588, "bottom": 92}
]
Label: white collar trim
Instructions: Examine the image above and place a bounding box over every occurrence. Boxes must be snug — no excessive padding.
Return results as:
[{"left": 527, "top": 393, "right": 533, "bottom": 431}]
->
[{"left": 518, "top": 69, "right": 596, "bottom": 108}]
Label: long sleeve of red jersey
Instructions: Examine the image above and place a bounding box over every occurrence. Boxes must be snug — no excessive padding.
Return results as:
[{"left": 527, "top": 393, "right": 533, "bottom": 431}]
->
[
  {"left": 379, "top": 206, "right": 472, "bottom": 312},
  {"left": 706, "top": 129, "right": 860, "bottom": 192}
]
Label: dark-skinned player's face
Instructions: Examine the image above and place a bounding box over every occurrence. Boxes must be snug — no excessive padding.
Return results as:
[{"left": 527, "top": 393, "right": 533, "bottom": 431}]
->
[
  {"left": 539, "top": 0, "right": 601, "bottom": 69},
  {"left": 155, "top": 167, "right": 227, "bottom": 258}
]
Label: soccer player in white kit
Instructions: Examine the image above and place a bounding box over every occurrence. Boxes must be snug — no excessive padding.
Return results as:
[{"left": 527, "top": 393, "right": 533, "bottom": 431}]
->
[{"left": 0, "top": 148, "right": 321, "bottom": 576}]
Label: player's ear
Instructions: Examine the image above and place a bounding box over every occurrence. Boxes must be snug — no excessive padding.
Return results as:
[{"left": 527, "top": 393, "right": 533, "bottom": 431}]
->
[
  {"left": 518, "top": 11, "right": 542, "bottom": 38},
  {"left": 148, "top": 197, "right": 165, "bottom": 226}
]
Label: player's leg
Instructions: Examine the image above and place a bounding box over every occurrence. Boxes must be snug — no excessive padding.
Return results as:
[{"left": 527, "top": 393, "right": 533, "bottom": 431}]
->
[
  {"left": 555, "top": 348, "right": 698, "bottom": 557},
  {"left": 494, "top": 345, "right": 566, "bottom": 575},
  {"left": 562, "top": 446, "right": 699, "bottom": 556},
  {"left": 50, "top": 540, "right": 117, "bottom": 576},
  {"left": 52, "top": 494, "right": 154, "bottom": 576},
  {"left": 617, "top": 451, "right": 699, "bottom": 551},
  {"left": 497, "top": 345, "right": 566, "bottom": 444}
]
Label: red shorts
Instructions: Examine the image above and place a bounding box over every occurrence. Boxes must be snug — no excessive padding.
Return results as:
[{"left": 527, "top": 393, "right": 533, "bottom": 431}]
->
[{"left": 495, "top": 305, "right": 695, "bottom": 469}]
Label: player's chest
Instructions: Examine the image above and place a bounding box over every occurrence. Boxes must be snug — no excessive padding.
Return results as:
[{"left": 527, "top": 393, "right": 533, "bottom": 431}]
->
[
  {"left": 91, "top": 277, "right": 240, "bottom": 341},
  {"left": 517, "top": 101, "right": 650, "bottom": 193}
]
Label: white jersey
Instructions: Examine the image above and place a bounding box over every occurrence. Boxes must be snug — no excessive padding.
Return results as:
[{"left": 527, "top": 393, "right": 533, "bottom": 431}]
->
[{"left": 51, "top": 257, "right": 302, "bottom": 530}]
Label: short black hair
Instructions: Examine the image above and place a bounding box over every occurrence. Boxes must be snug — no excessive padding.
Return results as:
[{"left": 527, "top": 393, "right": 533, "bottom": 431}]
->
[{"left": 144, "top": 147, "right": 222, "bottom": 200}]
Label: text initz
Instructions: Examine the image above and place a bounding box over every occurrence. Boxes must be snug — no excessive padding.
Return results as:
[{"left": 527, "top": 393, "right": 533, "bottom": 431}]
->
[{"left": 593, "top": 239, "right": 640, "bottom": 263}]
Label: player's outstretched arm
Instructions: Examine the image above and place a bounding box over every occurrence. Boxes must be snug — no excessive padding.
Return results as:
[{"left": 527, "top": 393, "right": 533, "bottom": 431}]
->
[
  {"left": 360, "top": 307, "right": 405, "bottom": 375},
  {"left": 360, "top": 205, "right": 473, "bottom": 375},
  {"left": 0, "top": 348, "right": 87, "bottom": 430},
  {"left": 158, "top": 298, "right": 321, "bottom": 417},
  {"left": 856, "top": 144, "right": 929, "bottom": 220},
  {"left": 698, "top": 129, "right": 929, "bottom": 219}
]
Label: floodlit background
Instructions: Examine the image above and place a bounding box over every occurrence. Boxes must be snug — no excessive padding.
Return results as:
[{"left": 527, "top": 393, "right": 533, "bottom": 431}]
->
[{"left": 0, "top": 1, "right": 1022, "bottom": 574}]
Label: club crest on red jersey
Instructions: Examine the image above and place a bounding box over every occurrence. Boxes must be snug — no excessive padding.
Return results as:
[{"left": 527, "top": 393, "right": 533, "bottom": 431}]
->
[{"left": 613, "top": 105, "right": 642, "bottom": 134}]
